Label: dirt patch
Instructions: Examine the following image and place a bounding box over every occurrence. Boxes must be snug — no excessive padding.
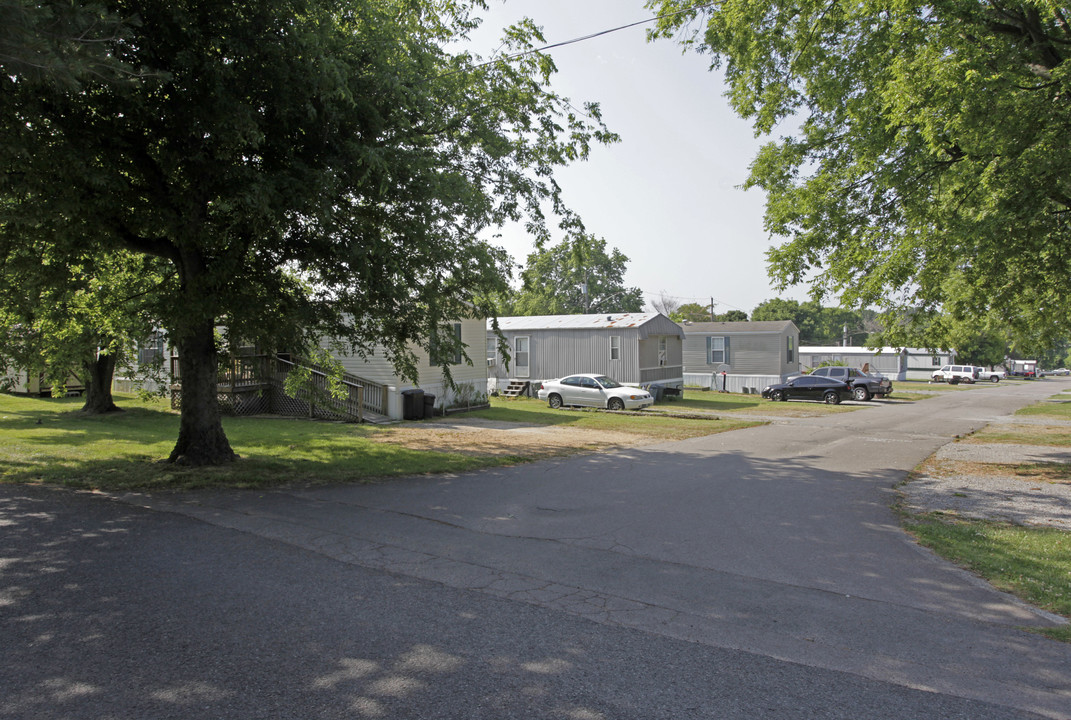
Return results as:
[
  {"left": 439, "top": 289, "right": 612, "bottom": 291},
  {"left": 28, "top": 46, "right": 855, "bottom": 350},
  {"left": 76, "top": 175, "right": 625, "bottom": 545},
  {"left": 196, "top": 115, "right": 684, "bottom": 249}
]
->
[{"left": 368, "top": 418, "right": 654, "bottom": 458}]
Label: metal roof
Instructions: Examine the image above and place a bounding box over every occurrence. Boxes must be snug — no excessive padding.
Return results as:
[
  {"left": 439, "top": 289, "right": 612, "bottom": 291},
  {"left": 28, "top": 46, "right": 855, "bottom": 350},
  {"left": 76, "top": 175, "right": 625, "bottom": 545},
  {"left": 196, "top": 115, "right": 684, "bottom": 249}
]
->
[
  {"left": 491, "top": 313, "right": 666, "bottom": 331},
  {"left": 680, "top": 320, "right": 796, "bottom": 334}
]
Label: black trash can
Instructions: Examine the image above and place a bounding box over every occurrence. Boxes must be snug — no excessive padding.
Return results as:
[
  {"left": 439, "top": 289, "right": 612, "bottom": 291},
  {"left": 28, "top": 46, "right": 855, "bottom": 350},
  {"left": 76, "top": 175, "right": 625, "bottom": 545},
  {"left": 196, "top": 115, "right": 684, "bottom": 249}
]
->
[
  {"left": 401, "top": 389, "right": 424, "bottom": 420},
  {"left": 423, "top": 394, "right": 436, "bottom": 419}
]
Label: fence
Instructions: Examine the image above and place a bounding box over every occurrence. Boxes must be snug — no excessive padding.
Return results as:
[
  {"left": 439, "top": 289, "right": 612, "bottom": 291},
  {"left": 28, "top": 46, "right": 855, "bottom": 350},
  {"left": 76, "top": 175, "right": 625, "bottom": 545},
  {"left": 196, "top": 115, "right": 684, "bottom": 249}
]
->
[{"left": 170, "top": 353, "right": 390, "bottom": 422}]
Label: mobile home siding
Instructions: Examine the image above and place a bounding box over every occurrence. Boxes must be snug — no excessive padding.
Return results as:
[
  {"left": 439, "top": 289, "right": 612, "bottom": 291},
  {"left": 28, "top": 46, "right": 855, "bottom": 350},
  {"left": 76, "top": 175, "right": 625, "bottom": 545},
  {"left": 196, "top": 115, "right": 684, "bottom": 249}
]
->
[
  {"left": 488, "top": 313, "right": 684, "bottom": 387},
  {"left": 681, "top": 321, "right": 799, "bottom": 376}
]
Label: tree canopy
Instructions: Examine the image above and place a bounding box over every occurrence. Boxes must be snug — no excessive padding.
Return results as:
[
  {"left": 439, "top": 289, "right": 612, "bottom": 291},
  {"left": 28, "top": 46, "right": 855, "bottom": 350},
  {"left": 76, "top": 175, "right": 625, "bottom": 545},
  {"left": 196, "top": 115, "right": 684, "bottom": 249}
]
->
[
  {"left": 649, "top": 0, "right": 1071, "bottom": 347},
  {"left": 508, "top": 233, "right": 643, "bottom": 315},
  {"left": 2, "top": 0, "right": 616, "bottom": 464},
  {"left": 751, "top": 298, "right": 867, "bottom": 345}
]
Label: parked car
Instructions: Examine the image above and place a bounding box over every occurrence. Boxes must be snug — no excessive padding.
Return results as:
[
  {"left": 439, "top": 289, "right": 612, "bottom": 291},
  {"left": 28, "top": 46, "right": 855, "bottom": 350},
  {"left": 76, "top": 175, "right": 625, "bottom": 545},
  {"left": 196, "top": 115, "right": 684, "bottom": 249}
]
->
[
  {"left": 808, "top": 366, "right": 893, "bottom": 401},
  {"left": 761, "top": 376, "right": 853, "bottom": 404},
  {"left": 1052, "top": 368, "right": 1070, "bottom": 376},
  {"left": 931, "top": 365, "right": 979, "bottom": 384},
  {"left": 537, "top": 374, "right": 654, "bottom": 411},
  {"left": 973, "top": 367, "right": 1006, "bottom": 383}
]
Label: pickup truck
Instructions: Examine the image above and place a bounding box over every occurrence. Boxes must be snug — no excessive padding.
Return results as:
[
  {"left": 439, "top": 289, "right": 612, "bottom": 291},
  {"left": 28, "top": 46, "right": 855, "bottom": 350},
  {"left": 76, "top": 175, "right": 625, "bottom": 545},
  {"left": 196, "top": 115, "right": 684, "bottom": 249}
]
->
[
  {"left": 974, "top": 367, "right": 1005, "bottom": 383},
  {"left": 808, "top": 366, "right": 893, "bottom": 401}
]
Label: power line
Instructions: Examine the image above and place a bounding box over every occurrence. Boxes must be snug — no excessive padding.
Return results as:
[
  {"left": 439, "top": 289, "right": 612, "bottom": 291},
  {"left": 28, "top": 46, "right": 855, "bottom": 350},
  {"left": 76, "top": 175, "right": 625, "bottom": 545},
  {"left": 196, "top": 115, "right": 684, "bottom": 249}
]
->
[{"left": 471, "top": 2, "right": 719, "bottom": 72}]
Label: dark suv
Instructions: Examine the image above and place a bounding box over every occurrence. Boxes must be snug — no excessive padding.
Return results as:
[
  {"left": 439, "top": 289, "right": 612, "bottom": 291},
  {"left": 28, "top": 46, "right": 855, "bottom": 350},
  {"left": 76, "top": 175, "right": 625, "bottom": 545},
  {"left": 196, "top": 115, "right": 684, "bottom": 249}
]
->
[{"left": 809, "top": 366, "right": 893, "bottom": 401}]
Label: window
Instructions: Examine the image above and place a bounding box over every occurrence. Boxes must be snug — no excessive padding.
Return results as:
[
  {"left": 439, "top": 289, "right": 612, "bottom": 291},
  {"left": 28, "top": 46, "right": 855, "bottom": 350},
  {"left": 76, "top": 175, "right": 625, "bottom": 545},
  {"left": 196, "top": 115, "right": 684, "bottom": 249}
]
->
[
  {"left": 610, "top": 335, "right": 621, "bottom": 361},
  {"left": 787, "top": 336, "right": 795, "bottom": 363},
  {"left": 431, "top": 323, "right": 463, "bottom": 365},
  {"left": 486, "top": 338, "right": 497, "bottom": 368},
  {"left": 658, "top": 337, "right": 667, "bottom": 366},
  {"left": 138, "top": 332, "right": 165, "bottom": 365},
  {"left": 707, "top": 336, "right": 730, "bottom": 365},
  {"left": 933, "top": 356, "right": 941, "bottom": 366}
]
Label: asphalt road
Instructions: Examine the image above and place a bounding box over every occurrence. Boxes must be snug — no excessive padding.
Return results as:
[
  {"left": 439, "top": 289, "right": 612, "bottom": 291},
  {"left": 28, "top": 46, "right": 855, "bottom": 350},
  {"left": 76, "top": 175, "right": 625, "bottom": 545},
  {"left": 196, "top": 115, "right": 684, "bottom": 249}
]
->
[{"left": 3, "top": 379, "right": 1070, "bottom": 719}]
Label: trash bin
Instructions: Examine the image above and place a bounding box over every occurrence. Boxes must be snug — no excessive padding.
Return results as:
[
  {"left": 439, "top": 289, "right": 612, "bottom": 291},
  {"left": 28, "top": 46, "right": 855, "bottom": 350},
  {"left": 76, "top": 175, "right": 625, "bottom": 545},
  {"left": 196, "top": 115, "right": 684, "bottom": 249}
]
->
[
  {"left": 423, "top": 394, "right": 436, "bottom": 419},
  {"left": 401, "top": 388, "right": 424, "bottom": 420}
]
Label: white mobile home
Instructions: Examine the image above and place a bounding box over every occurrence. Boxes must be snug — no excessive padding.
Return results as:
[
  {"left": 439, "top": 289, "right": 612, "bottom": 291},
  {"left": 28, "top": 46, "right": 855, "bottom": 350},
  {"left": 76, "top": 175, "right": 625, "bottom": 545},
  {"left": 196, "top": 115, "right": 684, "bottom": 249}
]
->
[
  {"left": 798, "top": 346, "right": 956, "bottom": 381},
  {"left": 488, "top": 313, "right": 685, "bottom": 395},
  {"left": 681, "top": 321, "right": 800, "bottom": 393}
]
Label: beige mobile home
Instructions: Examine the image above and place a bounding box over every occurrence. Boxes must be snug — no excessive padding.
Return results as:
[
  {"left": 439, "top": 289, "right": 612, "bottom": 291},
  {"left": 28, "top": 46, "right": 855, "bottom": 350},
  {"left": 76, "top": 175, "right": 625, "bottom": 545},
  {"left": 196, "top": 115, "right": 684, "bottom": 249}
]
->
[{"left": 681, "top": 320, "right": 800, "bottom": 393}]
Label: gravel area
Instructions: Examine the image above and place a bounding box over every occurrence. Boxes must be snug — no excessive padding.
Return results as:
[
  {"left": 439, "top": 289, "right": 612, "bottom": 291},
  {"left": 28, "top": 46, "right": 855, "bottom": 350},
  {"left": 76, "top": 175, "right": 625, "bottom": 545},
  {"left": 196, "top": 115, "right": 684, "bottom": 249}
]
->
[{"left": 903, "top": 440, "right": 1071, "bottom": 530}]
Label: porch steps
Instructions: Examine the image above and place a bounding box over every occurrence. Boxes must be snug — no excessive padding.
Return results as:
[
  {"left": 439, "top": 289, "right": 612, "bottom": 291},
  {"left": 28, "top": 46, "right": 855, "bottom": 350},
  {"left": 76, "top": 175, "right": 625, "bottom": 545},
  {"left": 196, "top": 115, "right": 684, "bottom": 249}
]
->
[{"left": 502, "top": 380, "right": 530, "bottom": 398}]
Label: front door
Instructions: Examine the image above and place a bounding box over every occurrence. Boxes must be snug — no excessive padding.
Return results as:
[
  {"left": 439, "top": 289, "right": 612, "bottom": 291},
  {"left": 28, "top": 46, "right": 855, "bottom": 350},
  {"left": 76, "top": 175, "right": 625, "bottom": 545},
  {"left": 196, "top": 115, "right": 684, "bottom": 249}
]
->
[{"left": 514, "top": 336, "right": 530, "bottom": 378}]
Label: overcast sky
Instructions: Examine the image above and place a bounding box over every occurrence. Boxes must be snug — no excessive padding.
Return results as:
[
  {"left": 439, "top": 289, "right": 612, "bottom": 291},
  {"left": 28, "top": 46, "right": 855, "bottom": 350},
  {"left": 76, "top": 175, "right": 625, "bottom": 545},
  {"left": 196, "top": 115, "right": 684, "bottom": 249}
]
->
[{"left": 466, "top": 0, "right": 810, "bottom": 316}]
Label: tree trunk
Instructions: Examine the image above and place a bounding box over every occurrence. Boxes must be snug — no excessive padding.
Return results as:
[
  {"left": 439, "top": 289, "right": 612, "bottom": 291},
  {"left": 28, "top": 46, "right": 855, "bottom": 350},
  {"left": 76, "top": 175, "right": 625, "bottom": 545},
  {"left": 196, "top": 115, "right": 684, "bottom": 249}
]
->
[
  {"left": 80, "top": 352, "right": 121, "bottom": 414},
  {"left": 169, "top": 319, "right": 236, "bottom": 465}
]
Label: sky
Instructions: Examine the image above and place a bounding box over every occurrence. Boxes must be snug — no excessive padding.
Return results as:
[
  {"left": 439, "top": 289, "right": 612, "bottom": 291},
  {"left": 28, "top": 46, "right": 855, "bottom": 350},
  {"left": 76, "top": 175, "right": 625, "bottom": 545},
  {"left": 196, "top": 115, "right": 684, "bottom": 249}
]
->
[{"left": 465, "top": 0, "right": 810, "bottom": 317}]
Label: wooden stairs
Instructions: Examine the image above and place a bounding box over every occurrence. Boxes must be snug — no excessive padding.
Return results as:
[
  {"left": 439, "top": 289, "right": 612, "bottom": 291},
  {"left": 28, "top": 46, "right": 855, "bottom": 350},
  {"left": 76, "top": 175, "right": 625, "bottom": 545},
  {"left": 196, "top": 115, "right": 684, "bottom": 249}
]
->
[{"left": 502, "top": 380, "right": 530, "bottom": 398}]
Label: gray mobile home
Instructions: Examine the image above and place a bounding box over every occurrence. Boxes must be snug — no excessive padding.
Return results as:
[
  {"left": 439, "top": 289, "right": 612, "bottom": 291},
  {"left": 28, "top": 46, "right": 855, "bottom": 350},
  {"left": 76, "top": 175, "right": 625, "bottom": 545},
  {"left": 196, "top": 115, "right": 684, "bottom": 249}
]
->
[
  {"left": 488, "top": 313, "right": 684, "bottom": 394},
  {"left": 681, "top": 320, "right": 800, "bottom": 393}
]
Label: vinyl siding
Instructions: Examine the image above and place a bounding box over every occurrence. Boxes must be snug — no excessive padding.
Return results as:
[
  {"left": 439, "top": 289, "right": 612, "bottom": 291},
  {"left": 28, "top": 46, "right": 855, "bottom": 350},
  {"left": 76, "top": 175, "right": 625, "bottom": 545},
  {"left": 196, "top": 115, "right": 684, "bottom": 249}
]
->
[
  {"left": 683, "top": 330, "right": 797, "bottom": 375},
  {"left": 328, "top": 316, "right": 488, "bottom": 389}
]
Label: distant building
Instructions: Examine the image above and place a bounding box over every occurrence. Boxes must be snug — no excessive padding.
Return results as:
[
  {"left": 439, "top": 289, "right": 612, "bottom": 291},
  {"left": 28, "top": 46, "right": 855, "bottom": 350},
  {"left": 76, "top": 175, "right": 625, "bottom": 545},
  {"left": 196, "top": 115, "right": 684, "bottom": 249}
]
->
[{"left": 798, "top": 346, "right": 956, "bottom": 381}]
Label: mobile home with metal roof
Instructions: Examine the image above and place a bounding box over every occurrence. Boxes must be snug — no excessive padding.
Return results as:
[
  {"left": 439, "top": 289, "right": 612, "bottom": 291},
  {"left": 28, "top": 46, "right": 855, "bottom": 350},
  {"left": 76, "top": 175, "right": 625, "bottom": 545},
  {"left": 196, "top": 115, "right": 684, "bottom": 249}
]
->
[{"left": 487, "top": 313, "right": 684, "bottom": 395}]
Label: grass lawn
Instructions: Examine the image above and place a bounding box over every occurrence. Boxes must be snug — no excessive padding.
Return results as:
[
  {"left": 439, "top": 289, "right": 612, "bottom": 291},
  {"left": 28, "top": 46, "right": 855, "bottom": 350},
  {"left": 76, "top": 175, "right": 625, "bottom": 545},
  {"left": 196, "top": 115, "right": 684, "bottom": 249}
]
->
[
  {"left": 661, "top": 389, "right": 858, "bottom": 416},
  {"left": 0, "top": 392, "right": 761, "bottom": 492},
  {"left": 470, "top": 395, "right": 763, "bottom": 439},
  {"left": 903, "top": 516, "right": 1071, "bottom": 642},
  {"left": 0, "top": 393, "right": 526, "bottom": 491}
]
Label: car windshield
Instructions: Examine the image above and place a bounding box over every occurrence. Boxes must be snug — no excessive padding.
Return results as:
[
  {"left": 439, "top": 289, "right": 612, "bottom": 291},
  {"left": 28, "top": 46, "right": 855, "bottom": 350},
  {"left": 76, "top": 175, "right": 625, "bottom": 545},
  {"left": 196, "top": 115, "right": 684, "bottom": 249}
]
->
[{"left": 594, "top": 376, "right": 621, "bottom": 389}]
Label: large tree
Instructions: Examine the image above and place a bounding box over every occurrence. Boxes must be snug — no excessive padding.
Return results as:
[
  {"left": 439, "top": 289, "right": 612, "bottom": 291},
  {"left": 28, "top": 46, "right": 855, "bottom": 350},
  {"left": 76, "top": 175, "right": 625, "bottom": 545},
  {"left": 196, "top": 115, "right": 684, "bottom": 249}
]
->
[
  {"left": 2, "top": 0, "right": 616, "bottom": 464},
  {"left": 0, "top": 237, "right": 166, "bottom": 412},
  {"left": 510, "top": 233, "right": 644, "bottom": 315},
  {"left": 649, "top": 0, "right": 1071, "bottom": 347}
]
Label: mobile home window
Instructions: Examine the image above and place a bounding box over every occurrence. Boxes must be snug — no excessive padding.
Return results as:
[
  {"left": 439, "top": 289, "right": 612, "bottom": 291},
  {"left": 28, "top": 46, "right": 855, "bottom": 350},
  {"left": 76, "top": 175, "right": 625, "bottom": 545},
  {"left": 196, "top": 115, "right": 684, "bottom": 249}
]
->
[
  {"left": 787, "top": 336, "right": 795, "bottom": 363},
  {"left": 658, "top": 337, "right": 667, "bottom": 366},
  {"left": 610, "top": 335, "right": 621, "bottom": 361},
  {"left": 707, "top": 336, "right": 729, "bottom": 365},
  {"left": 487, "top": 338, "right": 497, "bottom": 368},
  {"left": 431, "top": 323, "right": 463, "bottom": 365}
]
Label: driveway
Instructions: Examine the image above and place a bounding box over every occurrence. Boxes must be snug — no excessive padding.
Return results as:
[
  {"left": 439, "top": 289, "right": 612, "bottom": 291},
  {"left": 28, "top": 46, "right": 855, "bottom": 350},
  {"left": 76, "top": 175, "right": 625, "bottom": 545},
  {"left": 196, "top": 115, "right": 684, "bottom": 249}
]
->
[{"left": 4, "top": 379, "right": 1070, "bottom": 718}]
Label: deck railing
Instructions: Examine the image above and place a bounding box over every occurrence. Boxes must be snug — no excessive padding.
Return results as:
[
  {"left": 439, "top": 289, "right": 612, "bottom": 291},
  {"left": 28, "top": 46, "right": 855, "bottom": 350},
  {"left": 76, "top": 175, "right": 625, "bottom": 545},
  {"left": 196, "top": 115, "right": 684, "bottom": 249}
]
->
[
  {"left": 639, "top": 365, "right": 684, "bottom": 383},
  {"left": 170, "top": 353, "right": 390, "bottom": 422}
]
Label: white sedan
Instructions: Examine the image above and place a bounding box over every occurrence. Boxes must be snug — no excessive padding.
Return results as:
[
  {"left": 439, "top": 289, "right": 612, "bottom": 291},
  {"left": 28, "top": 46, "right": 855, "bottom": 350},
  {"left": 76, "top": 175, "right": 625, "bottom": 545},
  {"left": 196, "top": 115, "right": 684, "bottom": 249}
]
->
[{"left": 537, "top": 374, "right": 653, "bottom": 411}]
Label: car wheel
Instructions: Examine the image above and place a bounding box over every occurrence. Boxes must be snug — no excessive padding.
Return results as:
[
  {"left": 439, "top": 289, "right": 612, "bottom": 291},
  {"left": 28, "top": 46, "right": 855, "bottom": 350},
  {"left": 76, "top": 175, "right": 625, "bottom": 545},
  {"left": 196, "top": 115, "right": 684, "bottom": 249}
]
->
[
  {"left": 548, "top": 394, "right": 563, "bottom": 409},
  {"left": 990, "top": 376, "right": 1000, "bottom": 383},
  {"left": 852, "top": 386, "right": 871, "bottom": 402},
  {"left": 824, "top": 391, "right": 841, "bottom": 405},
  {"left": 771, "top": 389, "right": 785, "bottom": 402},
  {"left": 607, "top": 397, "right": 625, "bottom": 411}
]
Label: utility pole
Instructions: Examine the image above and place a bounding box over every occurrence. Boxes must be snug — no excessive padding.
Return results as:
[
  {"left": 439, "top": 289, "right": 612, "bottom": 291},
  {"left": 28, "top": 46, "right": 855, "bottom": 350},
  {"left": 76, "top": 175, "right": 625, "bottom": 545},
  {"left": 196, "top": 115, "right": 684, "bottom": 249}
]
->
[{"left": 710, "top": 297, "right": 715, "bottom": 322}]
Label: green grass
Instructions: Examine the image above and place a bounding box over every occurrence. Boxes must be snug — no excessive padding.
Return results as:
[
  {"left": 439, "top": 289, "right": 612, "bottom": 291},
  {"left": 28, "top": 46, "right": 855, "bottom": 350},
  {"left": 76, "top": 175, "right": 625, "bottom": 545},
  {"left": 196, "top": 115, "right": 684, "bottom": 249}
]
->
[
  {"left": 1, "top": 392, "right": 763, "bottom": 492},
  {"left": 1016, "top": 397, "right": 1071, "bottom": 419},
  {"left": 471, "top": 395, "right": 763, "bottom": 439},
  {"left": 666, "top": 389, "right": 857, "bottom": 415},
  {"left": 904, "top": 516, "right": 1071, "bottom": 641},
  {"left": 0, "top": 393, "right": 521, "bottom": 491}
]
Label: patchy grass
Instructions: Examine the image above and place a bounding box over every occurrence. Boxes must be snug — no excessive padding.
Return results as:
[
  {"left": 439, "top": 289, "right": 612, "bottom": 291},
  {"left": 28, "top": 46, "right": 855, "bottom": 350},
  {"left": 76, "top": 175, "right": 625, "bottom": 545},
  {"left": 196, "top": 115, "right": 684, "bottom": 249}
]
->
[
  {"left": 663, "top": 389, "right": 857, "bottom": 416},
  {"left": 1016, "top": 398, "right": 1071, "bottom": 420},
  {"left": 903, "top": 515, "right": 1071, "bottom": 641},
  {"left": 969, "top": 424, "right": 1071, "bottom": 447},
  {"left": 470, "top": 395, "right": 763, "bottom": 439},
  {"left": 1, "top": 392, "right": 763, "bottom": 492},
  {"left": 0, "top": 393, "right": 523, "bottom": 491}
]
